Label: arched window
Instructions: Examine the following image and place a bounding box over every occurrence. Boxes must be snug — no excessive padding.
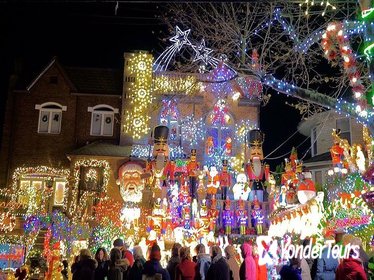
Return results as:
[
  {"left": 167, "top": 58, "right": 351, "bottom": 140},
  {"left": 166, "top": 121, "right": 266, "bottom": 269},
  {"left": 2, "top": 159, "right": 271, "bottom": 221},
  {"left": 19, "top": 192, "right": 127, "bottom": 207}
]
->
[
  {"left": 159, "top": 99, "right": 180, "bottom": 142},
  {"left": 35, "top": 102, "right": 67, "bottom": 134},
  {"left": 88, "top": 105, "right": 119, "bottom": 136},
  {"left": 205, "top": 99, "right": 234, "bottom": 157}
]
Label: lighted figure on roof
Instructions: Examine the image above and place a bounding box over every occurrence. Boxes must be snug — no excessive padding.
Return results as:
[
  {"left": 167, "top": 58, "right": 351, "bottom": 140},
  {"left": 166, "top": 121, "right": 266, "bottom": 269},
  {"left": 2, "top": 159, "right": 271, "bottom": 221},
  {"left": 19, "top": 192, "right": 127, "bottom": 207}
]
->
[
  {"left": 117, "top": 161, "right": 145, "bottom": 203},
  {"left": 245, "top": 129, "right": 270, "bottom": 202}
]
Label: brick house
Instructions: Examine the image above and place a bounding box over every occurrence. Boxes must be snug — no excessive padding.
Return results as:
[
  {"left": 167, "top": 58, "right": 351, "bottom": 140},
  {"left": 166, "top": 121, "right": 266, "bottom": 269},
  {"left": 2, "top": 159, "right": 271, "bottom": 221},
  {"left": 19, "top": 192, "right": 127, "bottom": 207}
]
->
[{"left": 0, "top": 52, "right": 261, "bottom": 219}]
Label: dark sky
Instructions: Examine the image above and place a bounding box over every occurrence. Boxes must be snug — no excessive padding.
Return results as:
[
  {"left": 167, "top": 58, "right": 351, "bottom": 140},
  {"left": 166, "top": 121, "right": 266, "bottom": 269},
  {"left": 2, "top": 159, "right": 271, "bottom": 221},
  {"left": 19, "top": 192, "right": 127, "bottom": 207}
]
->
[{"left": 0, "top": 3, "right": 310, "bottom": 168}]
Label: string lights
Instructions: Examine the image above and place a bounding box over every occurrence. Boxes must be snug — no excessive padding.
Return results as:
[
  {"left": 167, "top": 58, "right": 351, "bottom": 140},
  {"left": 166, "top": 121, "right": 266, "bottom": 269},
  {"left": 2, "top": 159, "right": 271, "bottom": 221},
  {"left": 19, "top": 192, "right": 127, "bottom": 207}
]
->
[
  {"left": 69, "top": 159, "right": 111, "bottom": 216},
  {"left": 153, "top": 73, "right": 199, "bottom": 96},
  {"left": 124, "top": 52, "right": 154, "bottom": 139}
]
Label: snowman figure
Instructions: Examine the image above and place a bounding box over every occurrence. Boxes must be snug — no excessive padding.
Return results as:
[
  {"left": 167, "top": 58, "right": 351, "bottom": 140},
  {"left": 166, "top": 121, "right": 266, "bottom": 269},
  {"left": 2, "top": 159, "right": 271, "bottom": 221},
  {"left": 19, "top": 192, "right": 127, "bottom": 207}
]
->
[{"left": 233, "top": 173, "right": 251, "bottom": 200}]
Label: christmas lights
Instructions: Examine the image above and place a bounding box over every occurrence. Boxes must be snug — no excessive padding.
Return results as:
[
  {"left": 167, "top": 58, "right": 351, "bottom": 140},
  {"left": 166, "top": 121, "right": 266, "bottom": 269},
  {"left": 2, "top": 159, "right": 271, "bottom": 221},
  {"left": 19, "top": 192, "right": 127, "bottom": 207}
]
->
[
  {"left": 153, "top": 73, "right": 199, "bottom": 96},
  {"left": 69, "top": 159, "right": 111, "bottom": 216},
  {"left": 124, "top": 52, "right": 154, "bottom": 139},
  {"left": 321, "top": 22, "right": 368, "bottom": 112},
  {"left": 318, "top": 195, "right": 374, "bottom": 243},
  {"left": 299, "top": 0, "right": 336, "bottom": 16},
  {"left": 181, "top": 116, "right": 204, "bottom": 147}
]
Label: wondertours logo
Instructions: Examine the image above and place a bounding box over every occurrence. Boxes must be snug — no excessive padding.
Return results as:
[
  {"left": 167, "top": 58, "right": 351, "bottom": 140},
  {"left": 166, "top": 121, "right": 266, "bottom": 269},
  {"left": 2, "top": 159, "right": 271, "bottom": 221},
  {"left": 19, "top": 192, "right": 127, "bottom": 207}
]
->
[{"left": 256, "top": 236, "right": 360, "bottom": 266}]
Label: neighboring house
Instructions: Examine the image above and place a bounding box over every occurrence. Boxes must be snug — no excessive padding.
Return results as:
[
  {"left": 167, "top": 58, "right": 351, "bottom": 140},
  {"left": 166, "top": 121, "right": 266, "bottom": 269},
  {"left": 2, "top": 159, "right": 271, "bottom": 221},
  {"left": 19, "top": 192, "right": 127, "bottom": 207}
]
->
[
  {"left": 298, "top": 110, "right": 365, "bottom": 186},
  {"left": 0, "top": 53, "right": 260, "bottom": 217}
]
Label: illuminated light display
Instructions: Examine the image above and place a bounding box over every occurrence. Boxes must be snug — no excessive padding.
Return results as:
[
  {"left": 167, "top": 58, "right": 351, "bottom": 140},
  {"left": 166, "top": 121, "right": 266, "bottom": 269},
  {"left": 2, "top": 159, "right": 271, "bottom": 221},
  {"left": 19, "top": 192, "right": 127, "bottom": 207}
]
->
[
  {"left": 153, "top": 73, "right": 199, "bottom": 96},
  {"left": 318, "top": 195, "right": 374, "bottom": 243},
  {"left": 321, "top": 22, "right": 368, "bottom": 112},
  {"left": 0, "top": 166, "right": 70, "bottom": 214},
  {"left": 124, "top": 52, "right": 154, "bottom": 139},
  {"left": 69, "top": 159, "right": 111, "bottom": 216},
  {"left": 299, "top": 0, "right": 336, "bottom": 16},
  {"left": 181, "top": 116, "right": 204, "bottom": 147}
]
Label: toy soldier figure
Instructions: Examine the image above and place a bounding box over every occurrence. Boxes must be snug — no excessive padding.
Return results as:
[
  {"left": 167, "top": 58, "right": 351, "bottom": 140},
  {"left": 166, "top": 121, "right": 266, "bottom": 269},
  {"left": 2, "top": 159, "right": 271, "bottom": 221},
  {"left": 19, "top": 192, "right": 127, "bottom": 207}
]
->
[
  {"left": 245, "top": 129, "right": 269, "bottom": 202},
  {"left": 187, "top": 149, "right": 200, "bottom": 198},
  {"left": 222, "top": 199, "right": 233, "bottom": 235},
  {"left": 151, "top": 125, "right": 169, "bottom": 190},
  {"left": 236, "top": 199, "right": 248, "bottom": 235},
  {"left": 219, "top": 160, "right": 231, "bottom": 200}
]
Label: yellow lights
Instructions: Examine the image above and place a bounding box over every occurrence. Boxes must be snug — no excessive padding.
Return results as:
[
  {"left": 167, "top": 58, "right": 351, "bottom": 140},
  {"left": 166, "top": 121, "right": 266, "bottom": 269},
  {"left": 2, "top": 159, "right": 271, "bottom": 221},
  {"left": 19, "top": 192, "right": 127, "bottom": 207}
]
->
[
  {"left": 153, "top": 74, "right": 199, "bottom": 96},
  {"left": 124, "top": 52, "right": 154, "bottom": 140}
]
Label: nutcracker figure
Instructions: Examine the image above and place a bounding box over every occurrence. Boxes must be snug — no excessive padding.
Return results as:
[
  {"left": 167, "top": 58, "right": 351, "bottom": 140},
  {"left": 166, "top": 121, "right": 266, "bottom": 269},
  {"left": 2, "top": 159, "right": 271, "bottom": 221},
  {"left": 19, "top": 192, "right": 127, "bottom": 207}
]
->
[
  {"left": 208, "top": 198, "right": 219, "bottom": 232},
  {"left": 251, "top": 197, "right": 264, "bottom": 235},
  {"left": 163, "top": 159, "right": 177, "bottom": 185},
  {"left": 187, "top": 149, "right": 200, "bottom": 198},
  {"left": 219, "top": 160, "right": 231, "bottom": 200},
  {"left": 151, "top": 125, "right": 170, "bottom": 189},
  {"left": 222, "top": 199, "right": 234, "bottom": 235},
  {"left": 245, "top": 130, "right": 270, "bottom": 202},
  {"left": 236, "top": 199, "right": 248, "bottom": 235},
  {"left": 182, "top": 206, "right": 191, "bottom": 230},
  {"left": 207, "top": 166, "right": 220, "bottom": 198}
]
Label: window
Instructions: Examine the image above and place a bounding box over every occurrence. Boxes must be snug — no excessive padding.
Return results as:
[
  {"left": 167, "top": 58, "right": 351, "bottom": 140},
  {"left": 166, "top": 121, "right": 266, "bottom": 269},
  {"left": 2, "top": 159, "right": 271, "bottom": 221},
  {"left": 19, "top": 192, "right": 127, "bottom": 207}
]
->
[
  {"left": 336, "top": 118, "right": 351, "bottom": 144},
  {"left": 88, "top": 105, "right": 119, "bottom": 137},
  {"left": 159, "top": 99, "right": 180, "bottom": 142},
  {"left": 311, "top": 127, "right": 318, "bottom": 156},
  {"left": 35, "top": 102, "right": 66, "bottom": 134},
  {"left": 205, "top": 99, "right": 234, "bottom": 159},
  {"left": 314, "top": 170, "right": 323, "bottom": 186}
]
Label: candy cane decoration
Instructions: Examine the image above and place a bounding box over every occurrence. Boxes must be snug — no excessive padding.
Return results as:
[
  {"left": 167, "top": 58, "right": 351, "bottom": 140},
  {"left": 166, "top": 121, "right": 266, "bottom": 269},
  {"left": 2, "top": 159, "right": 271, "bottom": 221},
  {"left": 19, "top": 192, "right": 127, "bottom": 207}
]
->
[{"left": 321, "top": 22, "right": 368, "bottom": 115}]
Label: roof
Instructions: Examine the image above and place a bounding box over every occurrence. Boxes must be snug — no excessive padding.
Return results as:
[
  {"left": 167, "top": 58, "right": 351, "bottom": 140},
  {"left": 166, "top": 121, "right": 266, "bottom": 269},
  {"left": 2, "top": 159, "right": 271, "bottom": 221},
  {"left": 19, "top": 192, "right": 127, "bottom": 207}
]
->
[
  {"left": 303, "top": 152, "right": 331, "bottom": 164},
  {"left": 68, "top": 142, "right": 132, "bottom": 157},
  {"left": 23, "top": 58, "right": 122, "bottom": 96},
  {"left": 65, "top": 67, "right": 122, "bottom": 96}
]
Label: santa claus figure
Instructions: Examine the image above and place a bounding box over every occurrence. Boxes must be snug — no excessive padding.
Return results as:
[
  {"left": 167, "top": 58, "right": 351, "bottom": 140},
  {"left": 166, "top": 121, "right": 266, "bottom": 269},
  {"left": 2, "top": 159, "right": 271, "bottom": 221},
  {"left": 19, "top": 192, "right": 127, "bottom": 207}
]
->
[
  {"left": 245, "top": 130, "right": 269, "bottom": 202},
  {"left": 297, "top": 171, "right": 316, "bottom": 204},
  {"left": 207, "top": 166, "right": 220, "bottom": 198},
  {"left": 187, "top": 149, "right": 200, "bottom": 198},
  {"left": 222, "top": 199, "right": 234, "bottom": 235},
  {"left": 219, "top": 160, "right": 231, "bottom": 200},
  {"left": 117, "top": 161, "right": 145, "bottom": 203},
  {"left": 236, "top": 199, "right": 248, "bottom": 235},
  {"left": 233, "top": 173, "right": 251, "bottom": 201}
]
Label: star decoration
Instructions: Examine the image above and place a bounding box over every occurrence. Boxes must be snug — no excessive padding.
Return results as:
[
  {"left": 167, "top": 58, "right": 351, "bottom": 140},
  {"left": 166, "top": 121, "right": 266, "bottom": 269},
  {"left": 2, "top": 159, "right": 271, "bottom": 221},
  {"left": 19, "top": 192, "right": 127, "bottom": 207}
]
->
[
  {"left": 193, "top": 39, "right": 213, "bottom": 64},
  {"left": 169, "top": 26, "right": 191, "bottom": 51}
]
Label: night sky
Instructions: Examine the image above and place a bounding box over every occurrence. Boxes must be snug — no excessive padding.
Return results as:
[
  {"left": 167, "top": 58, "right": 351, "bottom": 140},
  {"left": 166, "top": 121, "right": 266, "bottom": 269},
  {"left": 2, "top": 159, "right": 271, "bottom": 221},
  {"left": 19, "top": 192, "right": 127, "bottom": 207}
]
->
[{"left": 0, "top": 3, "right": 310, "bottom": 168}]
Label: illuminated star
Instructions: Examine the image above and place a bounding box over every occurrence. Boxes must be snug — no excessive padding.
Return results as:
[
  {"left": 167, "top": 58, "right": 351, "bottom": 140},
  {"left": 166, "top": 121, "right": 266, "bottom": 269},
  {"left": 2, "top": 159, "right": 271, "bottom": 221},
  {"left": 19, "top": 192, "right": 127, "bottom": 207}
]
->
[
  {"left": 193, "top": 39, "right": 213, "bottom": 64},
  {"left": 169, "top": 26, "right": 191, "bottom": 51}
]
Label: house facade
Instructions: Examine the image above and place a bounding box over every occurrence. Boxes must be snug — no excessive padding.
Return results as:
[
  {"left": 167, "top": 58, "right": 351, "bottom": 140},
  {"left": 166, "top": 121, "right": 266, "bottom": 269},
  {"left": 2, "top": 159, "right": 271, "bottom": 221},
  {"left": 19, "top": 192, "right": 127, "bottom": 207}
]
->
[
  {"left": 298, "top": 110, "right": 365, "bottom": 186},
  {"left": 0, "top": 52, "right": 261, "bottom": 232}
]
